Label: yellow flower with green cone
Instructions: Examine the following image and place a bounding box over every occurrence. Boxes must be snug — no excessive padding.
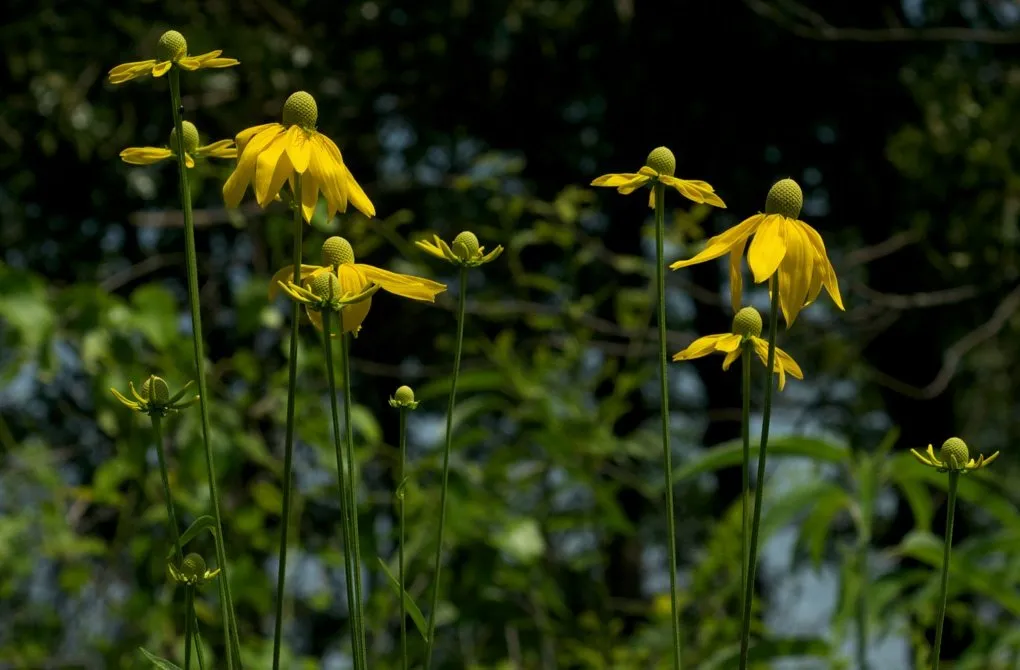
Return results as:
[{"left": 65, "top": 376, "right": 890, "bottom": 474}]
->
[
  {"left": 672, "top": 307, "right": 804, "bottom": 391},
  {"left": 590, "top": 146, "right": 727, "bottom": 209},
  {"left": 223, "top": 91, "right": 375, "bottom": 223},
  {"left": 108, "top": 30, "right": 239, "bottom": 85},
  {"left": 671, "top": 178, "right": 844, "bottom": 326},
  {"left": 911, "top": 437, "right": 999, "bottom": 473},
  {"left": 415, "top": 231, "right": 503, "bottom": 268},
  {"left": 120, "top": 121, "right": 236, "bottom": 169},
  {"left": 272, "top": 237, "right": 447, "bottom": 335}
]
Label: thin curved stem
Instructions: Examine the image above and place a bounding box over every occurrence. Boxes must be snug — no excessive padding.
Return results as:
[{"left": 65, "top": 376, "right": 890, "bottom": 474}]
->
[
  {"left": 738, "top": 277, "right": 780, "bottom": 669},
  {"left": 423, "top": 266, "right": 468, "bottom": 670},
  {"left": 272, "top": 180, "right": 305, "bottom": 670},
  {"left": 168, "top": 68, "right": 240, "bottom": 670},
  {"left": 184, "top": 586, "right": 195, "bottom": 670},
  {"left": 398, "top": 407, "right": 409, "bottom": 670},
  {"left": 933, "top": 471, "right": 959, "bottom": 670},
  {"left": 150, "top": 414, "right": 183, "bottom": 565},
  {"left": 652, "top": 182, "right": 682, "bottom": 669},
  {"left": 192, "top": 610, "right": 206, "bottom": 670},
  {"left": 740, "top": 341, "right": 752, "bottom": 610},
  {"left": 322, "top": 309, "right": 365, "bottom": 670}
]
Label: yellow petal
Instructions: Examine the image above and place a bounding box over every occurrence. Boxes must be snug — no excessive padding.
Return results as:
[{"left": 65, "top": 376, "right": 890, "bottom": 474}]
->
[
  {"left": 356, "top": 264, "right": 447, "bottom": 302},
  {"left": 800, "top": 221, "right": 845, "bottom": 311},
  {"left": 152, "top": 61, "right": 173, "bottom": 78},
  {"left": 309, "top": 140, "right": 346, "bottom": 216},
  {"left": 721, "top": 347, "right": 743, "bottom": 371},
  {"left": 286, "top": 129, "right": 312, "bottom": 174},
  {"left": 109, "top": 59, "right": 156, "bottom": 77},
  {"left": 670, "top": 214, "right": 764, "bottom": 271},
  {"left": 774, "top": 346, "right": 803, "bottom": 380},
  {"left": 300, "top": 170, "right": 320, "bottom": 223},
  {"left": 198, "top": 140, "right": 237, "bottom": 159},
  {"left": 338, "top": 297, "right": 372, "bottom": 334},
  {"left": 747, "top": 215, "right": 789, "bottom": 283},
  {"left": 183, "top": 153, "right": 195, "bottom": 169},
  {"left": 345, "top": 169, "right": 376, "bottom": 218},
  {"left": 223, "top": 126, "right": 283, "bottom": 207},
  {"left": 672, "top": 333, "right": 734, "bottom": 361},
  {"left": 729, "top": 236, "right": 748, "bottom": 315},
  {"left": 120, "top": 147, "right": 173, "bottom": 165},
  {"left": 255, "top": 129, "right": 294, "bottom": 206},
  {"left": 176, "top": 57, "right": 201, "bottom": 71},
  {"left": 191, "top": 50, "right": 224, "bottom": 62},
  {"left": 236, "top": 123, "right": 280, "bottom": 155},
  {"left": 415, "top": 238, "right": 448, "bottom": 261},
  {"left": 199, "top": 57, "right": 240, "bottom": 69},
  {"left": 268, "top": 264, "right": 322, "bottom": 300},
  {"left": 591, "top": 172, "right": 642, "bottom": 188},
  {"left": 661, "top": 176, "right": 727, "bottom": 208},
  {"left": 909, "top": 448, "right": 934, "bottom": 467},
  {"left": 776, "top": 222, "right": 814, "bottom": 327},
  {"left": 616, "top": 175, "right": 651, "bottom": 195}
]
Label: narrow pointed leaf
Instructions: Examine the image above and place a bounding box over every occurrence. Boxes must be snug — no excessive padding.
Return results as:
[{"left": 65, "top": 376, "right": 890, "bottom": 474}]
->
[
  {"left": 165, "top": 515, "right": 216, "bottom": 559},
  {"left": 139, "top": 647, "right": 183, "bottom": 670},
  {"left": 377, "top": 557, "right": 429, "bottom": 643}
]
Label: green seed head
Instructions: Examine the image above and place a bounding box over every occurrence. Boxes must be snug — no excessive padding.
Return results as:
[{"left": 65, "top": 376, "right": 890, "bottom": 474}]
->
[
  {"left": 141, "top": 376, "right": 171, "bottom": 404},
  {"left": 310, "top": 272, "right": 340, "bottom": 300},
  {"left": 321, "top": 236, "right": 355, "bottom": 266},
  {"left": 452, "top": 231, "right": 480, "bottom": 261},
  {"left": 940, "top": 437, "right": 970, "bottom": 469},
  {"left": 282, "top": 91, "right": 318, "bottom": 129},
  {"left": 732, "top": 307, "right": 763, "bottom": 338},
  {"left": 169, "top": 121, "right": 200, "bottom": 155},
  {"left": 764, "top": 178, "right": 803, "bottom": 219},
  {"left": 394, "top": 385, "right": 415, "bottom": 404},
  {"left": 180, "top": 553, "right": 206, "bottom": 581},
  {"left": 157, "top": 30, "right": 188, "bottom": 62},
  {"left": 645, "top": 146, "right": 676, "bottom": 177}
]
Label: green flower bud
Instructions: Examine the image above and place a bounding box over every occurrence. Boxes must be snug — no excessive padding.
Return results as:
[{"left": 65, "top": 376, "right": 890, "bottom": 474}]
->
[
  {"left": 310, "top": 272, "right": 340, "bottom": 300},
  {"left": 645, "top": 146, "right": 676, "bottom": 177},
  {"left": 157, "top": 30, "right": 188, "bottom": 62},
  {"left": 169, "top": 121, "right": 200, "bottom": 155},
  {"left": 142, "top": 376, "right": 171, "bottom": 405},
  {"left": 732, "top": 307, "right": 763, "bottom": 339},
  {"left": 452, "top": 231, "right": 480, "bottom": 261},
  {"left": 282, "top": 91, "right": 318, "bottom": 129},
  {"left": 764, "top": 178, "right": 803, "bottom": 219},
  {"left": 322, "top": 236, "right": 355, "bottom": 267},
  {"left": 940, "top": 437, "right": 970, "bottom": 470},
  {"left": 180, "top": 553, "right": 207, "bottom": 582},
  {"left": 394, "top": 385, "right": 415, "bottom": 404}
]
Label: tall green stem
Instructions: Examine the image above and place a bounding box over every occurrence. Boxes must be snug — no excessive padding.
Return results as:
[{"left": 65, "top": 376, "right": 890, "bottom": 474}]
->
[
  {"left": 272, "top": 179, "right": 305, "bottom": 670},
  {"left": 740, "top": 342, "right": 752, "bottom": 610},
  {"left": 933, "top": 471, "right": 959, "bottom": 670},
  {"left": 339, "top": 325, "right": 368, "bottom": 663},
  {"left": 150, "top": 414, "right": 183, "bottom": 564},
  {"left": 423, "top": 266, "right": 468, "bottom": 670},
  {"left": 652, "top": 182, "right": 683, "bottom": 668},
  {"left": 184, "top": 586, "right": 195, "bottom": 670},
  {"left": 168, "top": 68, "right": 240, "bottom": 670},
  {"left": 738, "top": 277, "right": 780, "bottom": 669},
  {"left": 192, "top": 610, "right": 206, "bottom": 670},
  {"left": 321, "top": 310, "right": 366, "bottom": 669},
  {"left": 856, "top": 545, "right": 869, "bottom": 670},
  {"left": 398, "top": 407, "right": 409, "bottom": 670}
]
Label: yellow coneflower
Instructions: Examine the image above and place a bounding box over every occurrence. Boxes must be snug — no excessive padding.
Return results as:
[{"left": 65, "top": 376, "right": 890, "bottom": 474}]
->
[
  {"left": 108, "top": 30, "right": 238, "bottom": 85},
  {"left": 591, "top": 146, "right": 727, "bottom": 209},
  {"left": 119, "top": 121, "right": 235, "bottom": 169},
  {"left": 671, "top": 178, "right": 844, "bottom": 326},
  {"left": 672, "top": 307, "right": 803, "bottom": 390},
  {"left": 910, "top": 437, "right": 1000, "bottom": 473},
  {"left": 415, "top": 231, "right": 503, "bottom": 268},
  {"left": 223, "top": 91, "right": 375, "bottom": 223},
  {"left": 272, "top": 236, "right": 446, "bottom": 335}
]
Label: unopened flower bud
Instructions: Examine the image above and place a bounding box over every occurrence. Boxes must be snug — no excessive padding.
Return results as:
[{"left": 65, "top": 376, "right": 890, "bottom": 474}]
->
[
  {"left": 452, "top": 231, "right": 480, "bottom": 261},
  {"left": 940, "top": 437, "right": 970, "bottom": 470},
  {"left": 142, "top": 376, "right": 171, "bottom": 405}
]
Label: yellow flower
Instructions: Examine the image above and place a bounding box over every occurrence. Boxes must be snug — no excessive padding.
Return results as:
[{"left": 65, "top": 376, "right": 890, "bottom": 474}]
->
[
  {"left": 108, "top": 30, "right": 239, "bottom": 85},
  {"left": 671, "top": 178, "right": 843, "bottom": 326},
  {"left": 415, "top": 231, "right": 503, "bottom": 268},
  {"left": 590, "top": 146, "right": 727, "bottom": 210},
  {"left": 223, "top": 91, "right": 375, "bottom": 223},
  {"left": 110, "top": 375, "right": 199, "bottom": 416},
  {"left": 671, "top": 307, "right": 803, "bottom": 391},
  {"left": 119, "top": 121, "right": 235, "bottom": 169},
  {"left": 910, "top": 437, "right": 999, "bottom": 474},
  {"left": 272, "top": 236, "right": 447, "bottom": 335}
]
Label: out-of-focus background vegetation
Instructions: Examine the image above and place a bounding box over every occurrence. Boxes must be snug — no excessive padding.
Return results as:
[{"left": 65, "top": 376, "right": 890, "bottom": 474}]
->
[{"left": 3, "top": 0, "right": 1020, "bottom": 668}]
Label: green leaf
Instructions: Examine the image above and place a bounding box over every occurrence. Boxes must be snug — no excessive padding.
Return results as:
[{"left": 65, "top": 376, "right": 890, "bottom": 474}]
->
[
  {"left": 892, "top": 476, "right": 934, "bottom": 532},
  {"left": 377, "top": 557, "right": 429, "bottom": 643},
  {"left": 166, "top": 515, "right": 216, "bottom": 560},
  {"left": 673, "top": 436, "right": 849, "bottom": 484},
  {"left": 798, "top": 486, "right": 853, "bottom": 569},
  {"left": 761, "top": 481, "right": 847, "bottom": 543},
  {"left": 701, "top": 637, "right": 830, "bottom": 668},
  {"left": 138, "top": 647, "right": 183, "bottom": 670}
]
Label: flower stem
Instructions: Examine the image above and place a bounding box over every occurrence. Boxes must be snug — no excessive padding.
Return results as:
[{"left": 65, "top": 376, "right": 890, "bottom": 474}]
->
[
  {"left": 398, "top": 407, "right": 409, "bottom": 670},
  {"left": 740, "top": 341, "right": 752, "bottom": 610},
  {"left": 933, "top": 471, "right": 959, "bottom": 670},
  {"left": 339, "top": 326, "right": 368, "bottom": 664},
  {"left": 184, "top": 586, "right": 195, "bottom": 670},
  {"left": 150, "top": 414, "right": 183, "bottom": 564},
  {"left": 423, "top": 266, "right": 469, "bottom": 670},
  {"left": 738, "top": 277, "right": 781, "bottom": 669},
  {"left": 168, "top": 68, "right": 240, "bottom": 670},
  {"left": 652, "top": 182, "right": 683, "bottom": 669},
  {"left": 856, "top": 544, "right": 869, "bottom": 670},
  {"left": 321, "top": 310, "right": 365, "bottom": 669},
  {"left": 272, "top": 178, "right": 305, "bottom": 670},
  {"left": 193, "top": 610, "right": 207, "bottom": 670}
]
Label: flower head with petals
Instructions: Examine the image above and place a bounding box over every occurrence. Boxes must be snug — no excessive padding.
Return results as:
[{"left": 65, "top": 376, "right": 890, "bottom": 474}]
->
[
  {"left": 272, "top": 236, "right": 447, "bottom": 336},
  {"left": 223, "top": 91, "right": 375, "bottom": 223},
  {"left": 120, "top": 121, "right": 236, "bottom": 169},
  {"left": 591, "top": 146, "right": 727, "bottom": 210},
  {"left": 110, "top": 375, "right": 199, "bottom": 417},
  {"left": 108, "top": 30, "right": 239, "bottom": 85},
  {"left": 671, "top": 307, "right": 804, "bottom": 390},
  {"left": 415, "top": 231, "right": 504, "bottom": 268},
  {"left": 910, "top": 437, "right": 999, "bottom": 474},
  {"left": 671, "top": 178, "right": 844, "bottom": 326}
]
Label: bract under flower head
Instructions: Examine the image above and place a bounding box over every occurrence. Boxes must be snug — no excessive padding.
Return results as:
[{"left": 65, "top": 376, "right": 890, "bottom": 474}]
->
[{"left": 389, "top": 385, "right": 419, "bottom": 409}]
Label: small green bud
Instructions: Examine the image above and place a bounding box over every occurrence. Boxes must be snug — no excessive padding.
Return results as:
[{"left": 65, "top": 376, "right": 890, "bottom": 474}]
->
[
  {"left": 645, "top": 146, "right": 676, "bottom": 177},
  {"left": 157, "top": 30, "right": 188, "bottom": 62},
  {"left": 180, "top": 553, "right": 207, "bottom": 581},
  {"left": 452, "top": 231, "right": 480, "bottom": 261},
  {"left": 940, "top": 437, "right": 970, "bottom": 470},
  {"left": 732, "top": 307, "right": 763, "bottom": 339},
  {"left": 169, "top": 121, "right": 200, "bottom": 155},
  {"left": 764, "top": 178, "right": 803, "bottom": 219},
  {"left": 394, "top": 385, "right": 415, "bottom": 404},
  {"left": 282, "top": 91, "right": 318, "bottom": 129},
  {"left": 142, "top": 376, "right": 171, "bottom": 405},
  {"left": 310, "top": 272, "right": 340, "bottom": 300},
  {"left": 322, "top": 237, "right": 355, "bottom": 266}
]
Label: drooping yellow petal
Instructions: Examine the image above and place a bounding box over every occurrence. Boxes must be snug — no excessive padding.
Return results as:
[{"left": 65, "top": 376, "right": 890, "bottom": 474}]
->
[
  {"left": 356, "top": 265, "right": 447, "bottom": 302},
  {"left": 191, "top": 50, "right": 223, "bottom": 62},
  {"left": 286, "top": 129, "right": 312, "bottom": 174},
  {"left": 747, "top": 214, "right": 789, "bottom": 283},
  {"left": 176, "top": 57, "right": 201, "bottom": 71},
  {"left": 300, "top": 169, "right": 320, "bottom": 223},
  {"left": 750, "top": 338, "right": 802, "bottom": 391},
  {"left": 309, "top": 140, "right": 346, "bottom": 217},
  {"left": 268, "top": 264, "right": 322, "bottom": 300},
  {"left": 660, "top": 176, "right": 727, "bottom": 208},
  {"left": 672, "top": 333, "right": 737, "bottom": 361},
  {"left": 236, "top": 123, "right": 280, "bottom": 155},
  {"left": 109, "top": 59, "right": 157, "bottom": 78},
  {"left": 800, "top": 221, "right": 845, "bottom": 311},
  {"left": 616, "top": 175, "right": 651, "bottom": 195},
  {"left": 120, "top": 147, "right": 173, "bottom": 165},
  {"left": 670, "top": 214, "right": 764, "bottom": 271},
  {"left": 345, "top": 169, "right": 376, "bottom": 218},
  {"left": 415, "top": 237, "right": 449, "bottom": 261},
  {"left": 729, "top": 236, "right": 748, "bottom": 315},
  {"left": 197, "top": 140, "right": 237, "bottom": 159},
  {"left": 591, "top": 173, "right": 644, "bottom": 188},
  {"left": 183, "top": 153, "right": 195, "bottom": 169},
  {"left": 255, "top": 130, "right": 295, "bottom": 206},
  {"left": 774, "top": 346, "right": 804, "bottom": 380},
  {"left": 199, "top": 57, "right": 240, "bottom": 69},
  {"left": 776, "top": 222, "right": 814, "bottom": 327},
  {"left": 721, "top": 347, "right": 743, "bottom": 371},
  {"left": 223, "top": 126, "right": 284, "bottom": 207},
  {"left": 151, "top": 61, "right": 173, "bottom": 78}
]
